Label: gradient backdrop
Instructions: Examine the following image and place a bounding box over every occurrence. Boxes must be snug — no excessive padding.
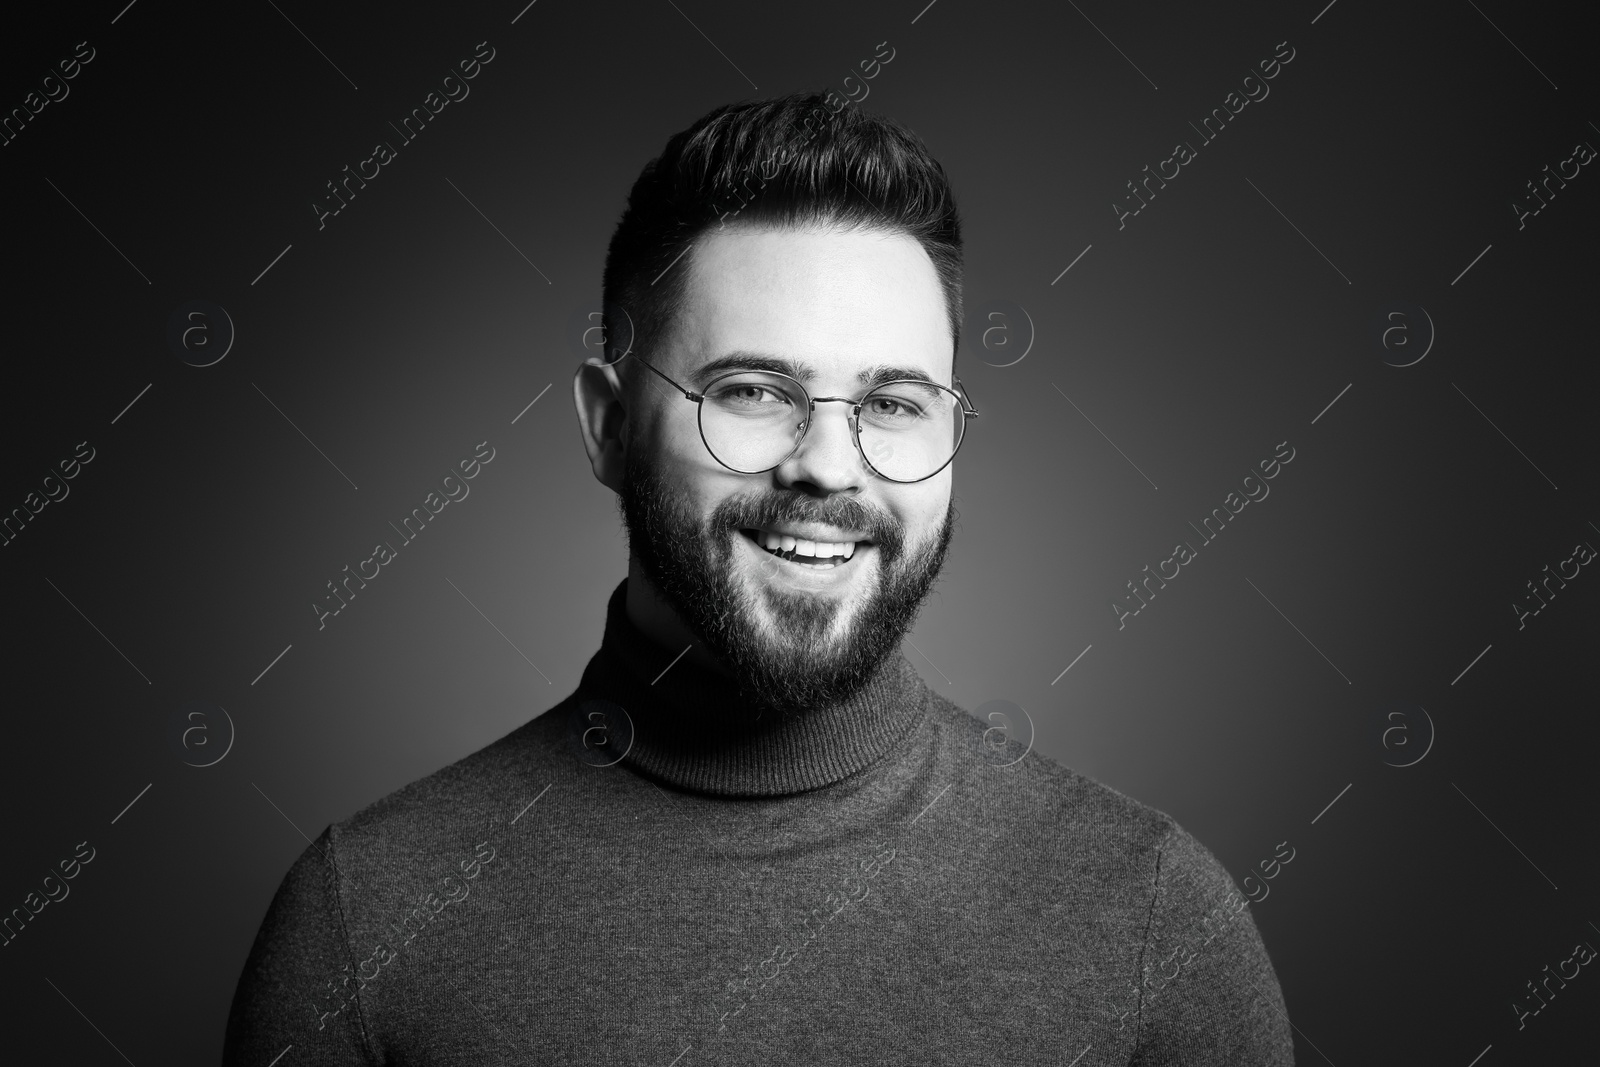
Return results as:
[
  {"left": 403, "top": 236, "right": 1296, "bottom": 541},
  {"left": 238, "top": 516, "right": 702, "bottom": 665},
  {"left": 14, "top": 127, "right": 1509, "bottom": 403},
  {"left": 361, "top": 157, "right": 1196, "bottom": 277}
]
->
[{"left": 2, "top": 0, "right": 1596, "bottom": 1062}]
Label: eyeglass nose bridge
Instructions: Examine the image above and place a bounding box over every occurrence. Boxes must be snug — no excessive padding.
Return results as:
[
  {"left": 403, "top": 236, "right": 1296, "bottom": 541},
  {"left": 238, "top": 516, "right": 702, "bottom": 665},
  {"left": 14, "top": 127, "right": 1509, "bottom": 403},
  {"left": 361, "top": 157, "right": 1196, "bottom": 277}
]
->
[{"left": 788, "top": 395, "right": 865, "bottom": 458}]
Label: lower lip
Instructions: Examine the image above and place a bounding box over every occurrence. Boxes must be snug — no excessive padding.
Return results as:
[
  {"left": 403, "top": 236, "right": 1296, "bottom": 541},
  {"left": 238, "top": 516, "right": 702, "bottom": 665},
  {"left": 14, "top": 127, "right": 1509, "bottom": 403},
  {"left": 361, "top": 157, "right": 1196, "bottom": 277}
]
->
[{"left": 737, "top": 530, "right": 873, "bottom": 583}]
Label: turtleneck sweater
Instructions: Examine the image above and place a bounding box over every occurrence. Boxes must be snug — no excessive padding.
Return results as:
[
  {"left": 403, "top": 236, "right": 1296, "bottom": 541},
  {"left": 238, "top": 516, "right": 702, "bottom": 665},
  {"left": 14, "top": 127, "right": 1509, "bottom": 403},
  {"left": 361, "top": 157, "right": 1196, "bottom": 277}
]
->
[{"left": 223, "top": 579, "right": 1295, "bottom": 1065}]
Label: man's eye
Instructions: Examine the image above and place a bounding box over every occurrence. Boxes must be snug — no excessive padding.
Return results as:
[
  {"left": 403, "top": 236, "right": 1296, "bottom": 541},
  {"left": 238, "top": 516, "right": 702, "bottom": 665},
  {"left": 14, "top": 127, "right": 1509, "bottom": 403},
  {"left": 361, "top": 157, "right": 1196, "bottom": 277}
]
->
[
  {"left": 868, "top": 396, "right": 922, "bottom": 419},
  {"left": 718, "top": 385, "right": 788, "bottom": 404}
]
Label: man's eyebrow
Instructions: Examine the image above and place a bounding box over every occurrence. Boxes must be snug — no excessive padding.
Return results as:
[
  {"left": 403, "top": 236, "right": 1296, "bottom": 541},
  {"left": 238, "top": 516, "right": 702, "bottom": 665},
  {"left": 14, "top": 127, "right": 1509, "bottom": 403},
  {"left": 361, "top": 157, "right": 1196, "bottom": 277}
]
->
[
  {"left": 856, "top": 363, "right": 940, "bottom": 388},
  {"left": 690, "top": 352, "right": 942, "bottom": 389},
  {"left": 690, "top": 353, "right": 808, "bottom": 383}
]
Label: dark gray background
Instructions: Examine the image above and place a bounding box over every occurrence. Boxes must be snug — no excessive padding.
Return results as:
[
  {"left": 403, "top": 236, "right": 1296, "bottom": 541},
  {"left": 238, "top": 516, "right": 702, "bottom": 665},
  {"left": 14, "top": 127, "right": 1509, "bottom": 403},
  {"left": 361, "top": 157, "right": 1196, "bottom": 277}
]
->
[{"left": 2, "top": 0, "right": 1596, "bottom": 1062}]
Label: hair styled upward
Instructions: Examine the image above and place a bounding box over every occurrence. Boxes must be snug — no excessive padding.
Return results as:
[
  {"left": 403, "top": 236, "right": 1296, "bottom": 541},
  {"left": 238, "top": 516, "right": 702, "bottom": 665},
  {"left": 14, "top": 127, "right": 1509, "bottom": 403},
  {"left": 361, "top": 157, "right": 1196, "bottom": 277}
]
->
[{"left": 600, "top": 91, "right": 963, "bottom": 391}]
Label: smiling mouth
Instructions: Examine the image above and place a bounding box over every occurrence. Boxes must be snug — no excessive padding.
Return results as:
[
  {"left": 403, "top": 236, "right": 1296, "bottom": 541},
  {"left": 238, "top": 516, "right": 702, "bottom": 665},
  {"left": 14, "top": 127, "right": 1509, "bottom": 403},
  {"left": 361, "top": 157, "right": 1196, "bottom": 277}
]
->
[{"left": 739, "top": 528, "right": 873, "bottom": 570}]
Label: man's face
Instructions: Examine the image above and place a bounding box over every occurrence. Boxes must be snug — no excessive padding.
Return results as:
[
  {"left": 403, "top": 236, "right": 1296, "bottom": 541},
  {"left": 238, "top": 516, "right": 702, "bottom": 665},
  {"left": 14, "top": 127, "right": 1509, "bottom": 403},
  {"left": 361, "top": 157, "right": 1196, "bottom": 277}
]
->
[{"left": 618, "top": 224, "right": 959, "bottom": 718}]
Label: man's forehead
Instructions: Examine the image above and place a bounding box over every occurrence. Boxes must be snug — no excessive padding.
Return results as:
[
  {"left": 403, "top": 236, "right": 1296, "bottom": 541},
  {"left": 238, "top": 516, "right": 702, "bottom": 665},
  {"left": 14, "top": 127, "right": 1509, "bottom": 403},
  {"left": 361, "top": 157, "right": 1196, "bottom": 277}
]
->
[{"left": 669, "top": 224, "right": 951, "bottom": 381}]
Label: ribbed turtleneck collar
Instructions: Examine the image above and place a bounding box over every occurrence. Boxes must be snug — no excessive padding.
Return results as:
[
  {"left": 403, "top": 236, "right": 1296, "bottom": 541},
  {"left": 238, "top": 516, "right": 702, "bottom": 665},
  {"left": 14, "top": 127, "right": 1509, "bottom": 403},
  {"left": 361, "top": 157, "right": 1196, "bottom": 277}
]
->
[{"left": 573, "top": 580, "right": 930, "bottom": 797}]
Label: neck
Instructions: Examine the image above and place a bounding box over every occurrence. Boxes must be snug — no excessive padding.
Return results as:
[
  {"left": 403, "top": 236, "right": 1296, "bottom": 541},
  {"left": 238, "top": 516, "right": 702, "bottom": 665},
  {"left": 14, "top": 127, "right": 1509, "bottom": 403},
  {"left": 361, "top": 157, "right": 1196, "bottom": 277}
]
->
[
  {"left": 624, "top": 557, "right": 732, "bottom": 677},
  {"left": 579, "top": 578, "right": 930, "bottom": 796}
]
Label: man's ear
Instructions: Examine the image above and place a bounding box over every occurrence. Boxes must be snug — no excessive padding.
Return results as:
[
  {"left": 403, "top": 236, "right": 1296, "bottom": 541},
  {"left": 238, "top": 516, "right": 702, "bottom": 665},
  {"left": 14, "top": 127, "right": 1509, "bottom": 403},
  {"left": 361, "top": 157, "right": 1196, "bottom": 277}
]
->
[{"left": 573, "top": 359, "right": 629, "bottom": 494}]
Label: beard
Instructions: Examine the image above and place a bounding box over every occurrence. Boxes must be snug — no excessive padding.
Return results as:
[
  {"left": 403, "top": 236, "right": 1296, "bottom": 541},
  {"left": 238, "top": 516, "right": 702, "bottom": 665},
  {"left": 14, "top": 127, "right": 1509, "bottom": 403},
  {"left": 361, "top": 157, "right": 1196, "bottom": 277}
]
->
[{"left": 618, "top": 445, "right": 957, "bottom": 721}]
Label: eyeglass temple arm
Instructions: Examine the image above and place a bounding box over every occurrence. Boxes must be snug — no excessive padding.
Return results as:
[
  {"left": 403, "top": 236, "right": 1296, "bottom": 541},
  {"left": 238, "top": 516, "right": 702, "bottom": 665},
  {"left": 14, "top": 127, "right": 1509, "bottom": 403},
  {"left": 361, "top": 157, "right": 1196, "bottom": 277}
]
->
[
  {"left": 628, "top": 355, "right": 704, "bottom": 402},
  {"left": 954, "top": 375, "right": 979, "bottom": 418}
]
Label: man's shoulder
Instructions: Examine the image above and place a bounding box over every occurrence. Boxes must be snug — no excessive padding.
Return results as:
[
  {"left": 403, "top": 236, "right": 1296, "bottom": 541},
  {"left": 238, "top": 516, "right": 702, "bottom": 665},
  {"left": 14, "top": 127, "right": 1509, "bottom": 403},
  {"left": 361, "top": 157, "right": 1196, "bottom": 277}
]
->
[
  {"left": 927, "top": 691, "right": 1188, "bottom": 859},
  {"left": 323, "top": 697, "right": 579, "bottom": 864}
]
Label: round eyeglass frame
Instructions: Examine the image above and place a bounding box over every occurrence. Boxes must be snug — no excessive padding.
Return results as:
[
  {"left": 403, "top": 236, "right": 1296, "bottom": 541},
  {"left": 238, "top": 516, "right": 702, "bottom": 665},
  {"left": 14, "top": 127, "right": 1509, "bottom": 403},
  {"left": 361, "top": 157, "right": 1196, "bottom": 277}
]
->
[{"left": 622, "top": 354, "right": 979, "bottom": 483}]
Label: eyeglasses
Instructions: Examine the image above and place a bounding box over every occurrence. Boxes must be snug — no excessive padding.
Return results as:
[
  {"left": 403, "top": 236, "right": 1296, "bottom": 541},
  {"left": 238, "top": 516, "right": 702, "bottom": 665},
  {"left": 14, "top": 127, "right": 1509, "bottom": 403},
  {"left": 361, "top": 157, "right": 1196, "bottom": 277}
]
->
[{"left": 625, "top": 355, "right": 978, "bottom": 483}]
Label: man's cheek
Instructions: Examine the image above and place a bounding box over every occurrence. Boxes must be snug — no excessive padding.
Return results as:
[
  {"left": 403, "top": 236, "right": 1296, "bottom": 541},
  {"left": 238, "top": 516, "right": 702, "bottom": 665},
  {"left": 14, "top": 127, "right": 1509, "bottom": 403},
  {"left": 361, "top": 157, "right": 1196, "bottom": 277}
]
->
[{"left": 864, "top": 438, "right": 895, "bottom": 472}]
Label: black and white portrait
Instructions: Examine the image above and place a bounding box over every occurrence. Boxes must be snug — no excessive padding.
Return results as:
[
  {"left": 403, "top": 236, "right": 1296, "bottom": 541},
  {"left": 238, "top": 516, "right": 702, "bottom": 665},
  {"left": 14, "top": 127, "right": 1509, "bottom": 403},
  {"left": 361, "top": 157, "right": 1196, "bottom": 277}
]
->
[{"left": 2, "top": 2, "right": 1594, "bottom": 1064}]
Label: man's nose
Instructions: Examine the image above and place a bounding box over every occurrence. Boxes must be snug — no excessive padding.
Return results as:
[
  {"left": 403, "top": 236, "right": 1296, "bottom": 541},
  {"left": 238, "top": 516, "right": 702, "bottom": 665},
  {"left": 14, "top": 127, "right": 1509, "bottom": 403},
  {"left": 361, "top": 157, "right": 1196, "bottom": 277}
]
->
[{"left": 775, "top": 401, "right": 869, "bottom": 492}]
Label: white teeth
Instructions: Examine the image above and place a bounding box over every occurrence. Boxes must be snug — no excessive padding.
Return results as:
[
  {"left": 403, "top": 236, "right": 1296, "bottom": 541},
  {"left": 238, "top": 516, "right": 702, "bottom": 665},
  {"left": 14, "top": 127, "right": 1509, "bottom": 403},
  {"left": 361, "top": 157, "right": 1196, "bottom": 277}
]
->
[{"left": 749, "top": 528, "right": 862, "bottom": 562}]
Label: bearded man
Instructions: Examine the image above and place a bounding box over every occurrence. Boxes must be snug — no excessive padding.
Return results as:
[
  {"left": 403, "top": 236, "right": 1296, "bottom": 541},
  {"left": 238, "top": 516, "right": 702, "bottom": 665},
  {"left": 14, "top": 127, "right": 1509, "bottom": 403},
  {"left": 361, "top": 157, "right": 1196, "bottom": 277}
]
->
[{"left": 224, "top": 91, "right": 1294, "bottom": 1065}]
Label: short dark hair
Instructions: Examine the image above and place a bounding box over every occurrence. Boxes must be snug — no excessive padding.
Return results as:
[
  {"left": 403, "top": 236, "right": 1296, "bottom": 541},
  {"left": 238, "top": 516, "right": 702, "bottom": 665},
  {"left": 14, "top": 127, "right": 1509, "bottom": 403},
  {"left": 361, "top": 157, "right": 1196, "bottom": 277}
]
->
[{"left": 601, "top": 91, "right": 963, "bottom": 393}]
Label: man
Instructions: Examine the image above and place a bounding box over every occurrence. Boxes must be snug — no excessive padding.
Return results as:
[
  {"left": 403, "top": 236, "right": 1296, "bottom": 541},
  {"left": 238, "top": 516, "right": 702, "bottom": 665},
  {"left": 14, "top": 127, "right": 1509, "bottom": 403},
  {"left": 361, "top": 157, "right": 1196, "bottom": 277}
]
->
[{"left": 223, "top": 92, "right": 1294, "bottom": 1064}]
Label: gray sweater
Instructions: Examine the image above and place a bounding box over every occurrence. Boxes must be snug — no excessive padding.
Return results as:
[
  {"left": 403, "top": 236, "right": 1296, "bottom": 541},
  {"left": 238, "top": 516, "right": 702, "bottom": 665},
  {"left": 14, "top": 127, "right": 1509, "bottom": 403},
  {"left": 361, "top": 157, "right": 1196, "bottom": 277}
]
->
[{"left": 223, "top": 580, "right": 1294, "bottom": 1064}]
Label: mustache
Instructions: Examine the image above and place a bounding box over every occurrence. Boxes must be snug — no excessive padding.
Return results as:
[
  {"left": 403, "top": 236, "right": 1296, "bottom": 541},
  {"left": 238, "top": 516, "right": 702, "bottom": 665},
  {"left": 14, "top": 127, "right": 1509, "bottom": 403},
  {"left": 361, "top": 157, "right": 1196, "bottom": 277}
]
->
[{"left": 714, "top": 493, "right": 903, "bottom": 552}]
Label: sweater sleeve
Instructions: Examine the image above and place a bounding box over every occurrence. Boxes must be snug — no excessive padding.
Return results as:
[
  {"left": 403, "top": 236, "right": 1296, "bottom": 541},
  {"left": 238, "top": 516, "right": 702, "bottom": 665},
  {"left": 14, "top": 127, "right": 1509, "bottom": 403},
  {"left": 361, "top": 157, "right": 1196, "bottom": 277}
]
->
[
  {"left": 221, "top": 827, "right": 377, "bottom": 1066},
  {"left": 1129, "top": 824, "right": 1296, "bottom": 1065}
]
